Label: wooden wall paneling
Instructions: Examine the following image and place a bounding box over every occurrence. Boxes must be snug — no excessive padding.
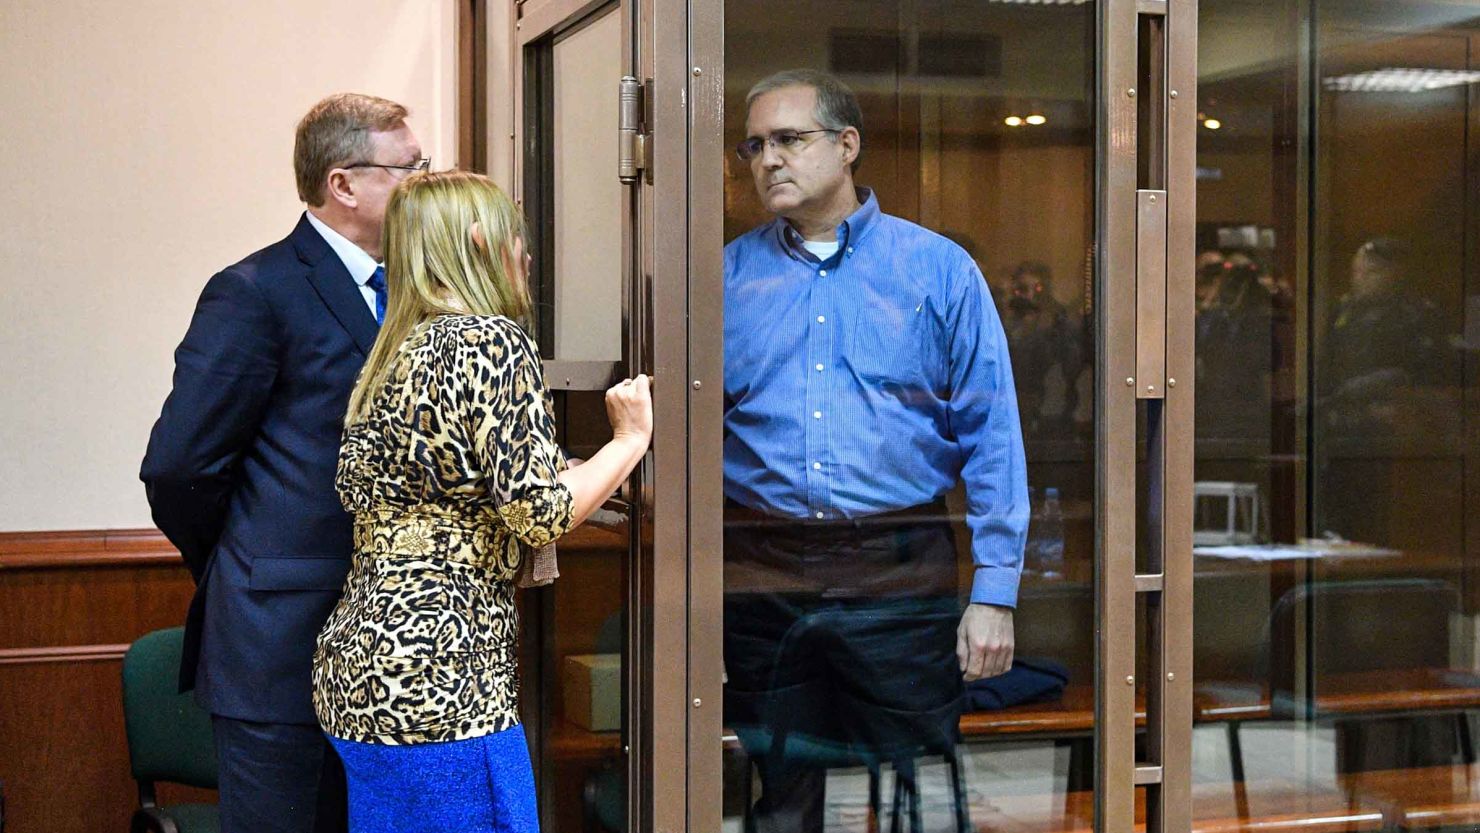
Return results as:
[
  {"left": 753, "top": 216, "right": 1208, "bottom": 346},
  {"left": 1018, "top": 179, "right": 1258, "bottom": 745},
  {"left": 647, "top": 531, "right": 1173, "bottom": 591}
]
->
[{"left": 0, "top": 530, "right": 206, "bottom": 833}]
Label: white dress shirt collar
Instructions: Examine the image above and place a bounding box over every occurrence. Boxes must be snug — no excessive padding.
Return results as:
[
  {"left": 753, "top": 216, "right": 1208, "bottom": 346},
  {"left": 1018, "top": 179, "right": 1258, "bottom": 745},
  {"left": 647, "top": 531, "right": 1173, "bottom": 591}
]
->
[{"left": 304, "top": 210, "right": 379, "bottom": 286}]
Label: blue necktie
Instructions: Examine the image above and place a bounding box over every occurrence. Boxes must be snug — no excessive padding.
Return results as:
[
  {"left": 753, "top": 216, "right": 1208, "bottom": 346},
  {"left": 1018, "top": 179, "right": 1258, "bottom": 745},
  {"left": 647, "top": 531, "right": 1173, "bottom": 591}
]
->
[{"left": 366, "top": 265, "right": 388, "bottom": 325}]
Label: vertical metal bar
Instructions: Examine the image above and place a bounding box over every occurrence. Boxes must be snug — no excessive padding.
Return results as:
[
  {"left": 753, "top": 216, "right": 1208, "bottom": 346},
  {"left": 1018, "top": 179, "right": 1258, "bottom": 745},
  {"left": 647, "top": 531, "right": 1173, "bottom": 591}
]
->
[
  {"left": 1139, "top": 10, "right": 1170, "bottom": 832},
  {"left": 1159, "top": 0, "right": 1196, "bottom": 831},
  {"left": 1097, "top": 0, "right": 1139, "bottom": 829},
  {"left": 687, "top": 0, "right": 726, "bottom": 829},
  {"left": 637, "top": 0, "right": 691, "bottom": 828},
  {"left": 1136, "top": 190, "right": 1168, "bottom": 400}
]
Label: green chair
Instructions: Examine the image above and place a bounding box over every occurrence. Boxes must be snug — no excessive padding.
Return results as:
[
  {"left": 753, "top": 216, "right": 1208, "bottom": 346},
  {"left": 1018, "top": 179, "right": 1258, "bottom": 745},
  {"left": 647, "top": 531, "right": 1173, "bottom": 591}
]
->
[{"left": 121, "top": 627, "right": 219, "bottom": 833}]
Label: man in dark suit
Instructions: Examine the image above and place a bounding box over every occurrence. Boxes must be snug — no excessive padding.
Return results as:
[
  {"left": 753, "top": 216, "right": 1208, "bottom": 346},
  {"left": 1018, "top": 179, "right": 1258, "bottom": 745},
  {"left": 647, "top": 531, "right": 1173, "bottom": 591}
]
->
[{"left": 141, "top": 93, "right": 426, "bottom": 833}]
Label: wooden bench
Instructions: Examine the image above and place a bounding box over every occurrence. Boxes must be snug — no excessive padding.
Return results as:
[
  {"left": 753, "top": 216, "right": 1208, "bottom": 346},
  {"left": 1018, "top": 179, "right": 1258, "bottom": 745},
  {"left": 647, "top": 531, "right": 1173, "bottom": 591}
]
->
[{"left": 1339, "top": 764, "right": 1480, "bottom": 830}]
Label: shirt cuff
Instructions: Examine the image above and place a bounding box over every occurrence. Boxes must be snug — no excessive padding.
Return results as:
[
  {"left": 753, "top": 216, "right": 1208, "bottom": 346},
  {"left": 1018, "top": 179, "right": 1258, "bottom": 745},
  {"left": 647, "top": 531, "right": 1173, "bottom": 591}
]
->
[{"left": 969, "top": 565, "right": 1020, "bottom": 608}]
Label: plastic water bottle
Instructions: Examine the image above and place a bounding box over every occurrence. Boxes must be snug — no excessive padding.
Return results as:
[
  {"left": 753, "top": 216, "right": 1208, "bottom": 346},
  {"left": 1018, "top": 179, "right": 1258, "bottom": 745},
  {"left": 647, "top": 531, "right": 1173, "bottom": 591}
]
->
[{"left": 1038, "top": 488, "right": 1065, "bottom": 579}]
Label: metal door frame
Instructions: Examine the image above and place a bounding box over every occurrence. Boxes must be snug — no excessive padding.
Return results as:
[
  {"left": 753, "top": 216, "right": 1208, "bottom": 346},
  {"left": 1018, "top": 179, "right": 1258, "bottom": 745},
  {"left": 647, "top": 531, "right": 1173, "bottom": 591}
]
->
[
  {"left": 1097, "top": 0, "right": 1196, "bottom": 830},
  {"left": 509, "top": 0, "right": 694, "bottom": 829},
  {"left": 506, "top": 0, "right": 1200, "bottom": 826}
]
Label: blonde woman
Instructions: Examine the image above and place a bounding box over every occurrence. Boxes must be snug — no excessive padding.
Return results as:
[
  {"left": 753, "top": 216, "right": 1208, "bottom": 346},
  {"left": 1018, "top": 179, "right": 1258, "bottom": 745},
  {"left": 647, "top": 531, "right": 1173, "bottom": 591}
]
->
[{"left": 312, "top": 171, "right": 651, "bottom": 832}]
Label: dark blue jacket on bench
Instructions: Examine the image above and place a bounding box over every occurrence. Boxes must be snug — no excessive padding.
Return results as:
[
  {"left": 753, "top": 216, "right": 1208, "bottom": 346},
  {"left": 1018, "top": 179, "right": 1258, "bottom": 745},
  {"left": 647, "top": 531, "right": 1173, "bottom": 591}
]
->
[{"left": 141, "top": 214, "right": 376, "bottom": 725}]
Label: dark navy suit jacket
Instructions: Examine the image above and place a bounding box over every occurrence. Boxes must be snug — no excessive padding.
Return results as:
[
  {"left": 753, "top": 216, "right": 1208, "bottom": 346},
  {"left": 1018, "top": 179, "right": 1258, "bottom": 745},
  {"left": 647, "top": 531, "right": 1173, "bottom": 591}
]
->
[{"left": 141, "top": 214, "right": 377, "bottom": 724}]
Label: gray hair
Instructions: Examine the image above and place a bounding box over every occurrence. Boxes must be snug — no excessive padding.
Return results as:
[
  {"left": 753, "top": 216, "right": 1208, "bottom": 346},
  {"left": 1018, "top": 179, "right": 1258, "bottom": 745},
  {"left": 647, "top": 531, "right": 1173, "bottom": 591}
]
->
[
  {"left": 746, "top": 69, "right": 863, "bottom": 171},
  {"left": 294, "top": 93, "right": 409, "bottom": 206}
]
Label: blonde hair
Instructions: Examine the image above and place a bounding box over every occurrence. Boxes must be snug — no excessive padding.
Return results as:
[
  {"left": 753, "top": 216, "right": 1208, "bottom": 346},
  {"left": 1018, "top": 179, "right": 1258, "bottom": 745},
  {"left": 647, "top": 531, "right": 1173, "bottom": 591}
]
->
[
  {"left": 345, "top": 170, "right": 531, "bottom": 423},
  {"left": 294, "top": 93, "right": 409, "bottom": 206}
]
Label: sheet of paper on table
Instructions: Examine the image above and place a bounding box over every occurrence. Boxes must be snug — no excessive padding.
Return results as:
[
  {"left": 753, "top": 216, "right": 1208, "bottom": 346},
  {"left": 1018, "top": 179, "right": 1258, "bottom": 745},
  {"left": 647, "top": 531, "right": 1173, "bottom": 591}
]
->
[{"left": 1193, "top": 541, "right": 1401, "bottom": 561}]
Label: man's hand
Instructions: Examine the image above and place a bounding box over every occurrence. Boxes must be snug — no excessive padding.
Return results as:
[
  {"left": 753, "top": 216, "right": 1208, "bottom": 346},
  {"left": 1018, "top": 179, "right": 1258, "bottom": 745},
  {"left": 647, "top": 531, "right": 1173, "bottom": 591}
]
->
[{"left": 957, "top": 603, "right": 1014, "bottom": 681}]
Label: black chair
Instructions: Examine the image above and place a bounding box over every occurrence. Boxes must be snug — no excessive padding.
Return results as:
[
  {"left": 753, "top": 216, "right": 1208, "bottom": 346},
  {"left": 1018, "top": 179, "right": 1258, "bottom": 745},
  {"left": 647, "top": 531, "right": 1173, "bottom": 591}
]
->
[
  {"left": 733, "top": 608, "right": 971, "bottom": 833},
  {"left": 121, "top": 627, "right": 220, "bottom": 833},
  {"left": 1225, "top": 578, "right": 1471, "bottom": 793}
]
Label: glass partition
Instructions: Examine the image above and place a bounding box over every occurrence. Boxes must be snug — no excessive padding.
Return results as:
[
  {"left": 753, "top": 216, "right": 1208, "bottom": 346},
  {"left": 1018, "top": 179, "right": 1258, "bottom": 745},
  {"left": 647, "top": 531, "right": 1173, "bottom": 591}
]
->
[
  {"left": 721, "top": 1, "right": 1099, "bottom": 828},
  {"left": 1191, "top": 0, "right": 1480, "bottom": 825},
  {"left": 518, "top": 5, "right": 634, "bottom": 831}
]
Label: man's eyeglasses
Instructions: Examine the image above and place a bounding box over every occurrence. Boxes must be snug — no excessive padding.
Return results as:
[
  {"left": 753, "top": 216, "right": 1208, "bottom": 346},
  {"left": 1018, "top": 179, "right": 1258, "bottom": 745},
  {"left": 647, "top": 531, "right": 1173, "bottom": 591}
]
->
[
  {"left": 343, "top": 158, "right": 432, "bottom": 175},
  {"left": 735, "top": 129, "right": 839, "bottom": 161}
]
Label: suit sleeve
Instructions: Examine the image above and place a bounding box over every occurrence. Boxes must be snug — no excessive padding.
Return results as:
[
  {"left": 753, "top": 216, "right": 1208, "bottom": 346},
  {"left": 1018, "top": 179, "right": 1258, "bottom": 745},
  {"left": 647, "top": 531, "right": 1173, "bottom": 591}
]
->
[{"left": 140, "top": 269, "right": 280, "bottom": 581}]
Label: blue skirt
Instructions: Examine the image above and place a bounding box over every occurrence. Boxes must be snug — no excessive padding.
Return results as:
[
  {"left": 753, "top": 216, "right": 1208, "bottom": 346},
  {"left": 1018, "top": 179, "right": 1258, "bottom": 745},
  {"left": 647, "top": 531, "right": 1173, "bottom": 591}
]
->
[{"left": 327, "top": 725, "right": 539, "bottom": 833}]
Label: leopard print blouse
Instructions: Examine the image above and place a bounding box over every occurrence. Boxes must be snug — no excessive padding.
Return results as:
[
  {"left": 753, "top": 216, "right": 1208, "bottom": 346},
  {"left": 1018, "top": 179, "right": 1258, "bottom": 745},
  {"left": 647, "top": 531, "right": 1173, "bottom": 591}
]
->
[{"left": 312, "top": 314, "right": 574, "bottom": 745}]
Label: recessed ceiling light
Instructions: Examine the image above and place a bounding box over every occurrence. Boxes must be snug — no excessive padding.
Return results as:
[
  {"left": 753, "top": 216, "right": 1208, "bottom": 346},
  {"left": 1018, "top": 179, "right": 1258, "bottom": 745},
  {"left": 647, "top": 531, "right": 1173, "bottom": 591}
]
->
[
  {"left": 1025, "top": 114, "right": 1047, "bottom": 125},
  {"left": 1004, "top": 116, "right": 1024, "bottom": 127},
  {"left": 1203, "top": 118, "right": 1222, "bottom": 130},
  {"left": 1323, "top": 67, "right": 1480, "bottom": 93}
]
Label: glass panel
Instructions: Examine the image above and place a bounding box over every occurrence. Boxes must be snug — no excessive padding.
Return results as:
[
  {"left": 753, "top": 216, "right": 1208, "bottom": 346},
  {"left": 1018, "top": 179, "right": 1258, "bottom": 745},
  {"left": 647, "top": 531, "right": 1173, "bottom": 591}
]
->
[
  {"left": 553, "top": 8, "right": 624, "bottom": 362},
  {"left": 1193, "top": 0, "right": 1480, "bottom": 824},
  {"left": 520, "top": 8, "right": 631, "bottom": 831},
  {"left": 721, "top": 1, "right": 1098, "bottom": 828}
]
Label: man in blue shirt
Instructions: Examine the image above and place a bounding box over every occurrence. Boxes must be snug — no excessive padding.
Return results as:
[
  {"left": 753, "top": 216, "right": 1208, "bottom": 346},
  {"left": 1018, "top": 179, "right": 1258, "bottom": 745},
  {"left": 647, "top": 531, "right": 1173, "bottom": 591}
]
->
[{"left": 723, "top": 69, "right": 1029, "bottom": 831}]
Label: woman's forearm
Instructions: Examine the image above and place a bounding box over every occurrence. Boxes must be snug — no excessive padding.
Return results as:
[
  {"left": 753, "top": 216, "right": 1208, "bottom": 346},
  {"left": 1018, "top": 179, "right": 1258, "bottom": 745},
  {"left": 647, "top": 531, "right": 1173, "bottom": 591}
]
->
[{"left": 558, "top": 434, "right": 648, "bottom": 527}]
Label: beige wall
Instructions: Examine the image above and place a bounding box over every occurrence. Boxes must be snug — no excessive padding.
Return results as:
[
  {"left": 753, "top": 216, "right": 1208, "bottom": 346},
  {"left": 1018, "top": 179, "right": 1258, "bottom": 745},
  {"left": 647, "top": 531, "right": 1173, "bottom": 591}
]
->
[{"left": 0, "top": 0, "right": 459, "bottom": 531}]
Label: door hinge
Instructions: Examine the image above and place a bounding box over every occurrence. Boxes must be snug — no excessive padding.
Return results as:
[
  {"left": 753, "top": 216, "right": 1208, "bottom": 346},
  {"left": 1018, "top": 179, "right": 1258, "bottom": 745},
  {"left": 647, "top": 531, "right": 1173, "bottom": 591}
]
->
[{"left": 618, "top": 76, "right": 651, "bottom": 183}]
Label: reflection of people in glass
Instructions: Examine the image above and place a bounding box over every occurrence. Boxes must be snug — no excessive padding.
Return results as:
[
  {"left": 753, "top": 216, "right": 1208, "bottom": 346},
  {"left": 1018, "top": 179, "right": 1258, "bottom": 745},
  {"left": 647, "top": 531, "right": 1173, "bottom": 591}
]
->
[
  {"left": 1320, "top": 237, "right": 1443, "bottom": 434},
  {"left": 1316, "top": 237, "right": 1450, "bottom": 543},
  {"left": 1195, "top": 248, "right": 1275, "bottom": 441},
  {"left": 997, "top": 260, "right": 1084, "bottom": 441},
  {"left": 723, "top": 68, "right": 1028, "bottom": 832}
]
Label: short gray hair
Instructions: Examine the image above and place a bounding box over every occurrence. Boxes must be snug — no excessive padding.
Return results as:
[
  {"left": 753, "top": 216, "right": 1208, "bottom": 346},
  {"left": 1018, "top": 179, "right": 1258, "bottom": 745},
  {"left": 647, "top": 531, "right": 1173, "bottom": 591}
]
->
[
  {"left": 294, "top": 93, "right": 409, "bottom": 206},
  {"left": 746, "top": 69, "right": 863, "bottom": 171}
]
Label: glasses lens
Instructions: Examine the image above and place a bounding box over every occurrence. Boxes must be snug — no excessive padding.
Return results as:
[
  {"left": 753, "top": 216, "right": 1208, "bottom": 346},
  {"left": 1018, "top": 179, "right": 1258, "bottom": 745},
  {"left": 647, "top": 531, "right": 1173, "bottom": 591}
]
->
[
  {"left": 774, "top": 131, "right": 802, "bottom": 148},
  {"left": 736, "top": 138, "right": 761, "bottom": 160}
]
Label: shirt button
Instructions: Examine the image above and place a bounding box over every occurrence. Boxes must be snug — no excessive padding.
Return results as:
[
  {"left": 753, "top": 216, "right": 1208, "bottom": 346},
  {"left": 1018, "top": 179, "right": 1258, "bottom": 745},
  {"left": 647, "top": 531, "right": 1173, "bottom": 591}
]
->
[
  {"left": 813, "top": 462, "right": 822, "bottom": 470},
  {"left": 813, "top": 411, "right": 822, "bottom": 419},
  {"left": 815, "top": 363, "right": 824, "bottom": 372},
  {"left": 847, "top": 247, "right": 854, "bottom": 254},
  {"left": 817, "top": 315, "right": 826, "bottom": 323},
  {"left": 819, "top": 269, "right": 828, "bottom": 277},
  {"left": 815, "top": 511, "right": 825, "bottom": 519}
]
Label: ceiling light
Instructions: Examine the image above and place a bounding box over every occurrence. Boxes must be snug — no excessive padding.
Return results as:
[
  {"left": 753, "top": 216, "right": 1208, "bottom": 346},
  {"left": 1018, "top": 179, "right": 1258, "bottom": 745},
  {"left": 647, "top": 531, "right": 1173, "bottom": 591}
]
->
[
  {"left": 1203, "top": 118, "right": 1222, "bottom": 130},
  {"left": 1025, "top": 114, "right": 1047, "bottom": 125},
  {"left": 1323, "top": 67, "right": 1480, "bottom": 93},
  {"left": 1004, "top": 116, "right": 1024, "bottom": 127}
]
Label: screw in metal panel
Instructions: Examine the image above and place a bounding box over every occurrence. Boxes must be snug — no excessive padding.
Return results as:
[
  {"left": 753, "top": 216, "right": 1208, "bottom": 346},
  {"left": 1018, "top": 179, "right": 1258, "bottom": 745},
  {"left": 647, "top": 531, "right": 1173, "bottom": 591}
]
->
[
  {"left": 1126, "top": 675, "right": 1135, "bottom": 686},
  {"left": 693, "top": 698, "right": 703, "bottom": 708},
  {"left": 1125, "top": 377, "right": 1135, "bottom": 386},
  {"left": 1127, "top": 88, "right": 1136, "bottom": 98},
  {"left": 692, "top": 67, "right": 702, "bottom": 76},
  {"left": 1149, "top": 194, "right": 1157, "bottom": 203},
  {"left": 1167, "top": 673, "right": 1176, "bottom": 681},
  {"left": 1169, "top": 90, "right": 1179, "bottom": 99},
  {"left": 1147, "top": 385, "right": 1155, "bottom": 393},
  {"left": 1168, "top": 378, "right": 1177, "bottom": 388},
  {"left": 692, "top": 380, "right": 702, "bottom": 390}
]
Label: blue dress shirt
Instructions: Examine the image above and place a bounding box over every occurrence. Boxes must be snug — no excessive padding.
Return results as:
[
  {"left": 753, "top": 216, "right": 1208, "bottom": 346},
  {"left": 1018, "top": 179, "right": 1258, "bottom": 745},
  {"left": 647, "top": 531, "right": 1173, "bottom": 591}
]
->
[{"left": 723, "top": 189, "right": 1029, "bottom": 607}]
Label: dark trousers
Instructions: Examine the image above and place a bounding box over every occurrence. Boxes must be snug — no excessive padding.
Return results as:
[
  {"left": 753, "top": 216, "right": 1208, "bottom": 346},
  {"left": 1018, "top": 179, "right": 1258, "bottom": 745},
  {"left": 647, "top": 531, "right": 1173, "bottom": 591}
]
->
[
  {"left": 212, "top": 716, "right": 348, "bottom": 833},
  {"left": 724, "top": 501, "right": 964, "bottom": 833}
]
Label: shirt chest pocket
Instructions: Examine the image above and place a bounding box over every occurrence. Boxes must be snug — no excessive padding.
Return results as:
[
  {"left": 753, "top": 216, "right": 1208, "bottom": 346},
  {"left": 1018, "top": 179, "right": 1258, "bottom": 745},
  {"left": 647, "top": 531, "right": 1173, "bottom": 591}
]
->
[{"left": 848, "top": 300, "right": 946, "bottom": 389}]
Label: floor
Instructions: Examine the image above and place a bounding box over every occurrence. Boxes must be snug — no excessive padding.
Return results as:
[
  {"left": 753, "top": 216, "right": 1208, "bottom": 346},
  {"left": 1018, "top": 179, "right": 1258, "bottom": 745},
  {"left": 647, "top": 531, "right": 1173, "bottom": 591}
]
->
[{"left": 720, "top": 723, "right": 1345, "bottom": 832}]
